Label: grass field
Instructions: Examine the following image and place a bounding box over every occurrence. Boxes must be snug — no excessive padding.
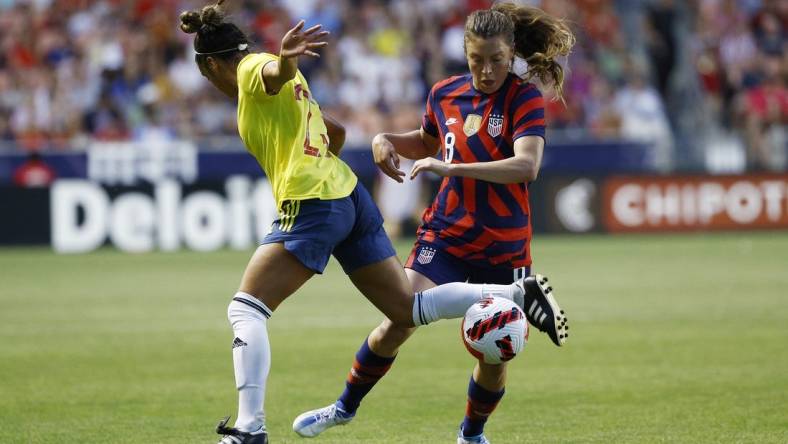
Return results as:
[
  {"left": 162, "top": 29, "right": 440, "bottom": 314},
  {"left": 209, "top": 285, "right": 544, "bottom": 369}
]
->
[{"left": 1, "top": 233, "right": 787, "bottom": 443}]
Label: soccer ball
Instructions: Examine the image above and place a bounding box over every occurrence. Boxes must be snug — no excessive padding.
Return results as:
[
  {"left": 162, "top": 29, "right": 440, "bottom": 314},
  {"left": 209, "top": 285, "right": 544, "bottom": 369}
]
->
[{"left": 462, "top": 297, "right": 528, "bottom": 364}]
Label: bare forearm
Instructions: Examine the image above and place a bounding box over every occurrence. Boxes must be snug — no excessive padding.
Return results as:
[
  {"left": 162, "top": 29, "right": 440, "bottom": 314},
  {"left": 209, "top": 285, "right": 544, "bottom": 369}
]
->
[
  {"left": 450, "top": 157, "right": 538, "bottom": 184},
  {"left": 323, "top": 113, "right": 345, "bottom": 156},
  {"left": 327, "top": 127, "right": 345, "bottom": 156},
  {"left": 266, "top": 56, "right": 298, "bottom": 93},
  {"left": 278, "top": 55, "right": 298, "bottom": 82},
  {"left": 377, "top": 130, "right": 437, "bottom": 160}
]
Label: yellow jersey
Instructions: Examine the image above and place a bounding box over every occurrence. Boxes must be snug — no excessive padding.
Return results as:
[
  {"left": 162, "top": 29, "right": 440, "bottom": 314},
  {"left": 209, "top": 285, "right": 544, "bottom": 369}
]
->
[{"left": 236, "top": 53, "right": 357, "bottom": 208}]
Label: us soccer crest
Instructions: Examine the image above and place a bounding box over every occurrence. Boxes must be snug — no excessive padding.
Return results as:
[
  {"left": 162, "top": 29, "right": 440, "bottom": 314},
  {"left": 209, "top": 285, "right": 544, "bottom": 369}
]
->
[
  {"left": 416, "top": 247, "right": 436, "bottom": 265},
  {"left": 463, "top": 114, "right": 482, "bottom": 136},
  {"left": 487, "top": 114, "right": 504, "bottom": 137}
]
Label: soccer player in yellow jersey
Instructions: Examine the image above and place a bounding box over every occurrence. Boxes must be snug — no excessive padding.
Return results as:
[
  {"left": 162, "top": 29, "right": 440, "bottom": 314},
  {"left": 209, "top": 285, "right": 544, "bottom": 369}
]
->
[{"left": 180, "top": 2, "right": 563, "bottom": 443}]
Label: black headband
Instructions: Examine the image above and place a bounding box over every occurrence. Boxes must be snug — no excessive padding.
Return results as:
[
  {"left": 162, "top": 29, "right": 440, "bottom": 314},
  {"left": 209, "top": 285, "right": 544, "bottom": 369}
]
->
[{"left": 195, "top": 43, "right": 249, "bottom": 56}]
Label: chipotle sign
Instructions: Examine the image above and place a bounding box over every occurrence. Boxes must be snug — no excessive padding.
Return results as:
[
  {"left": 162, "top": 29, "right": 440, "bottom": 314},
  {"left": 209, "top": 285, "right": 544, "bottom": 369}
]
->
[{"left": 603, "top": 175, "right": 788, "bottom": 232}]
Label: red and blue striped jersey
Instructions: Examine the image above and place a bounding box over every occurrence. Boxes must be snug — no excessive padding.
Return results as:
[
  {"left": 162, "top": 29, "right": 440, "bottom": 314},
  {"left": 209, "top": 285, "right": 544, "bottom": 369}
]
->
[{"left": 418, "top": 73, "right": 545, "bottom": 268}]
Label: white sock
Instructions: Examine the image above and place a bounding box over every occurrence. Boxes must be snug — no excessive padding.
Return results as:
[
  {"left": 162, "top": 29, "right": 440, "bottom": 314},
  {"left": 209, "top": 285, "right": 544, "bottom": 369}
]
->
[
  {"left": 412, "top": 282, "right": 524, "bottom": 326},
  {"left": 228, "top": 291, "right": 272, "bottom": 432}
]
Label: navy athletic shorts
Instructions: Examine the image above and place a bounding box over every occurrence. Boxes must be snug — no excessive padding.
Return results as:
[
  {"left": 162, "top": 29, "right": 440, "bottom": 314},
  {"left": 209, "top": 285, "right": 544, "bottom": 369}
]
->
[
  {"left": 405, "top": 241, "right": 530, "bottom": 285},
  {"left": 262, "top": 183, "right": 396, "bottom": 274}
]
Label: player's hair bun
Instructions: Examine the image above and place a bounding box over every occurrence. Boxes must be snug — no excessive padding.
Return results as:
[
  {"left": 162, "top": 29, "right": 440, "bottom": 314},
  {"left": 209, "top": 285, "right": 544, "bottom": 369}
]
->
[
  {"left": 179, "top": 1, "right": 226, "bottom": 35},
  {"left": 179, "top": 10, "right": 202, "bottom": 34}
]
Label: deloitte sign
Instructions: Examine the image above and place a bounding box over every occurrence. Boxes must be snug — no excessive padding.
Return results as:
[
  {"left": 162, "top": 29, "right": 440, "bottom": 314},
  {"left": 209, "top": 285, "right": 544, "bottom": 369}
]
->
[{"left": 51, "top": 177, "right": 277, "bottom": 253}]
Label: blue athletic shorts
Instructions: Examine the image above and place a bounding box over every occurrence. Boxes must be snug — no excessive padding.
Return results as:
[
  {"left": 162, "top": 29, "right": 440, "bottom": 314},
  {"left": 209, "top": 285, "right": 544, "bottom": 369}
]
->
[
  {"left": 405, "top": 241, "right": 530, "bottom": 285},
  {"left": 261, "top": 183, "right": 396, "bottom": 274}
]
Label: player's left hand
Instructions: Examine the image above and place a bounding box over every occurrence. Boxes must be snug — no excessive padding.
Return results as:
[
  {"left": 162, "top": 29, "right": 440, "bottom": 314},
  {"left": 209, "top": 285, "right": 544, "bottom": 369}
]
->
[
  {"left": 280, "top": 20, "right": 329, "bottom": 59},
  {"left": 410, "top": 157, "right": 453, "bottom": 179}
]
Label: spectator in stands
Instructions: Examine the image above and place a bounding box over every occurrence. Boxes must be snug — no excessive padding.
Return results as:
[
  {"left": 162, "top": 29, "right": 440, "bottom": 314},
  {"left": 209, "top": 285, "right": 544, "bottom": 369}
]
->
[
  {"left": 738, "top": 53, "right": 787, "bottom": 171},
  {"left": 753, "top": 11, "right": 785, "bottom": 56},
  {"left": 0, "top": 0, "right": 780, "bottom": 174},
  {"left": 614, "top": 65, "right": 674, "bottom": 171},
  {"left": 645, "top": 0, "right": 678, "bottom": 98},
  {"left": 585, "top": 74, "right": 621, "bottom": 138},
  {"left": 12, "top": 151, "right": 55, "bottom": 187},
  {"left": 83, "top": 92, "right": 128, "bottom": 141}
]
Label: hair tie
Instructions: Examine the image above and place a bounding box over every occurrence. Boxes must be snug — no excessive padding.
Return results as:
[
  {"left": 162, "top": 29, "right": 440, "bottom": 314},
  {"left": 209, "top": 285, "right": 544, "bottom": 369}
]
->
[{"left": 195, "top": 43, "right": 249, "bottom": 56}]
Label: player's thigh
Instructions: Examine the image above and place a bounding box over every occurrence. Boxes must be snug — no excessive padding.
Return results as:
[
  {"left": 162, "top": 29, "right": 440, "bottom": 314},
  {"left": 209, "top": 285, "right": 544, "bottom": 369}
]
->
[
  {"left": 405, "top": 268, "right": 438, "bottom": 293},
  {"left": 239, "top": 243, "right": 315, "bottom": 311},
  {"left": 348, "top": 255, "right": 415, "bottom": 327}
]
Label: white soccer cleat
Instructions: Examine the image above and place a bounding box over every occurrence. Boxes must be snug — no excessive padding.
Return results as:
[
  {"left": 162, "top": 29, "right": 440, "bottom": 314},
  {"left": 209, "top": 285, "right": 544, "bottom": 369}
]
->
[
  {"left": 457, "top": 425, "right": 491, "bottom": 444},
  {"left": 515, "top": 274, "right": 569, "bottom": 346},
  {"left": 292, "top": 402, "right": 354, "bottom": 438}
]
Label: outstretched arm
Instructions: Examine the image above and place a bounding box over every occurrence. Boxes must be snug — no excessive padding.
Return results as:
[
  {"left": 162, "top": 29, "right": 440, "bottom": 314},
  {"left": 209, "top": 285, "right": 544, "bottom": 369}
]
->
[
  {"left": 372, "top": 129, "right": 440, "bottom": 183},
  {"left": 262, "top": 20, "right": 329, "bottom": 94},
  {"left": 410, "top": 135, "right": 544, "bottom": 184}
]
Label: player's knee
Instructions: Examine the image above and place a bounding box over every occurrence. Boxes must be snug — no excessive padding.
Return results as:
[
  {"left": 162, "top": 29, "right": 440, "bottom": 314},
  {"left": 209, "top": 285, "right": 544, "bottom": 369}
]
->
[
  {"left": 476, "top": 361, "right": 508, "bottom": 388},
  {"left": 368, "top": 319, "right": 416, "bottom": 356},
  {"left": 382, "top": 291, "right": 417, "bottom": 328},
  {"left": 387, "top": 311, "right": 416, "bottom": 328},
  {"left": 228, "top": 291, "right": 272, "bottom": 323},
  {"left": 378, "top": 319, "right": 416, "bottom": 346}
]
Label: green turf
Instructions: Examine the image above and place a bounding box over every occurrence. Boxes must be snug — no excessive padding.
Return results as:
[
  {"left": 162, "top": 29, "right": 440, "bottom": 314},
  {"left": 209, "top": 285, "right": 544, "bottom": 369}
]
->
[{"left": 1, "top": 233, "right": 786, "bottom": 443}]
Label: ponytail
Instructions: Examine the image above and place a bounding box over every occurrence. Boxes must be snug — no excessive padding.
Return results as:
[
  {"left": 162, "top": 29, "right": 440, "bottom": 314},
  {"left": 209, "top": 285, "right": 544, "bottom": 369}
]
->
[{"left": 491, "top": 3, "right": 575, "bottom": 101}]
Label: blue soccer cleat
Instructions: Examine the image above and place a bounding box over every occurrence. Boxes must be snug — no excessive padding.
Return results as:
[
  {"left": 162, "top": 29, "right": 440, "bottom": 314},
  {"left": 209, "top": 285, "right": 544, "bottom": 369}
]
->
[
  {"left": 292, "top": 402, "right": 355, "bottom": 437},
  {"left": 516, "top": 274, "right": 569, "bottom": 346},
  {"left": 215, "top": 416, "right": 268, "bottom": 444}
]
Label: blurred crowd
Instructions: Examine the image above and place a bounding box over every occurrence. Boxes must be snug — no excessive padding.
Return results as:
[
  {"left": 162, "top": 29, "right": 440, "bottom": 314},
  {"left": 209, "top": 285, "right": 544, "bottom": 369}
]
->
[
  {"left": 691, "top": 0, "right": 787, "bottom": 170},
  {"left": 0, "top": 0, "right": 785, "bottom": 171}
]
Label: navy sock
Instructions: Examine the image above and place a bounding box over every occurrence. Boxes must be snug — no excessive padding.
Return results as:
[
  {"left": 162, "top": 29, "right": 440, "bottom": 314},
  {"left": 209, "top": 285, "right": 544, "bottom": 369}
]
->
[
  {"left": 337, "top": 338, "right": 396, "bottom": 414},
  {"left": 461, "top": 376, "right": 505, "bottom": 437}
]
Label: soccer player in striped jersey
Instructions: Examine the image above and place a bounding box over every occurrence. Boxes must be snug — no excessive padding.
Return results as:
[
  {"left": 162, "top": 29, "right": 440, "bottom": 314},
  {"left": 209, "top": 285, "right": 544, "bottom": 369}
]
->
[
  {"left": 294, "top": 4, "right": 574, "bottom": 443},
  {"left": 180, "top": 2, "right": 552, "bottom": 443}
]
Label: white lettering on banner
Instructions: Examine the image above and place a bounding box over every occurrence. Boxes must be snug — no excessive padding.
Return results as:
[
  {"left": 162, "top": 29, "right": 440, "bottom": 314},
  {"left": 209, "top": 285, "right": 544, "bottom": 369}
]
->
[
  {"left": 227, "top": 177, "right": 252, "bottom": 250},
  {"left": 608, "top": 178, "right": 788, "bottom": 229},
  {"left": 555, "top": 178, "right": 596, "bottom": 232},
  {"left": 645, "top": 184, "right": 680, "bottom": 225},
  {"left": 681, "top": 185, "right": 697, "bottom": 225},
  {"left": 697, "top": 183, "right": 726, "bottom": 223},
  {"left": 611, "top": 184, "right": 644, "bottom": 227},
  {"left": 52, "top": 181, "right": 109, "bottom": 253},
  {"left": 156, "top": 181, "right": 180, "bottom": 251},
  {"left": 726, "top": 182, "right": 761, "bottom": 224},
  {"left": 760, "top": 181, "right": 784, "bottom": 221},
  {"left": 87, "top": 141, "right": 198, "bottom": 185},
  {"left": 51, "top": 176, "right": 277, "bottom": 253},
  {"left": 110, "top": 193, "right": 155, "bottom": 253},
  {"left": 182, "top": 192, "right": 226, "bottom": 252}
]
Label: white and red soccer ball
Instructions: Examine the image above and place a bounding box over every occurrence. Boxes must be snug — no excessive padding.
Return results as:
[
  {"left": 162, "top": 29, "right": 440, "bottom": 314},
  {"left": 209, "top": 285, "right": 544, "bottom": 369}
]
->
[{"left": 462, "top": 297, "right": 529, "bottom": 364}]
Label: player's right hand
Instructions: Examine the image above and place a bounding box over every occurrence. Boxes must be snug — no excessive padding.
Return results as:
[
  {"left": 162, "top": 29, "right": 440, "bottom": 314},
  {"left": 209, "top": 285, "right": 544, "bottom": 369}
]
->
[
  {"left": 280, "top": 20, "right": 329, "bottom": 59},
  {"left": 372, "top": 133, "right": 405, "bottom": 183}
]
